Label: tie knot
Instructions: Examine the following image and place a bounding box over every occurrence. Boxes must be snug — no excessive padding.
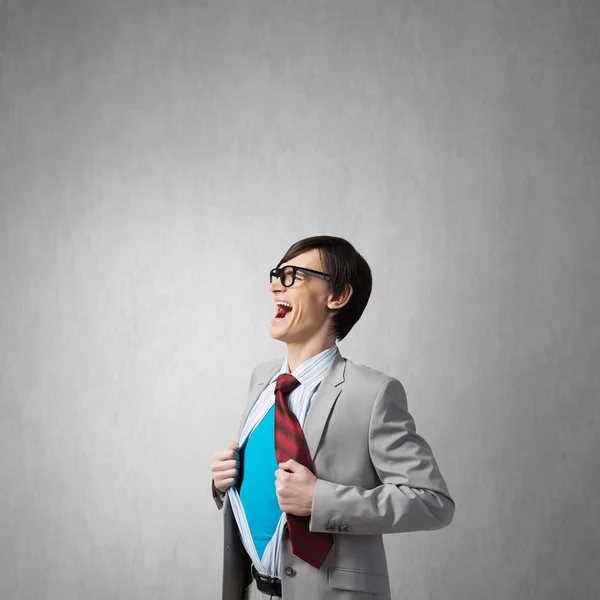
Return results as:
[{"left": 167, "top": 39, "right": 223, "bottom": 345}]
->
[{"left": 275, "top": 373, "right": 300, "bottom": 395}]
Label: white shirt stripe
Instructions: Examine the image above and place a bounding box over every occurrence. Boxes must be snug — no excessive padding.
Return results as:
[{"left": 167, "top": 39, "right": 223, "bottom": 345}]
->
[{"left": 227, "top": 344, "right": 338, "bottom": 578}]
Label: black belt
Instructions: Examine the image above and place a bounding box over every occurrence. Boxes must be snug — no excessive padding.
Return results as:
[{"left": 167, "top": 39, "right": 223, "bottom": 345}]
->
[{"left": 251, "top": 565, "right": 282, "bottom": 597}]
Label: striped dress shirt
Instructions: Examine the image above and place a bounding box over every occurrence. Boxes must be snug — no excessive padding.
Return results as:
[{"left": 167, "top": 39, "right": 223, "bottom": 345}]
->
[{"left": 227, "top": 343, "right": 338, "bottom": 578}]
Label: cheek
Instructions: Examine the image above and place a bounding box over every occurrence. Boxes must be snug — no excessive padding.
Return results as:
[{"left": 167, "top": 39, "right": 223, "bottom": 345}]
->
[
  {"left": 293, "top": 304, "right": 322, "bottom": 325},
  {"left": 291, "top": 291, "right": 327, "bottom": 323}
]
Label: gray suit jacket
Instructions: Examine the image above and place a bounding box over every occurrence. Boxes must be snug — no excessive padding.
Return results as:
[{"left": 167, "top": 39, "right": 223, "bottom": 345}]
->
[{"left": 212, "top": 348, "right": 455, "bottom": 600}]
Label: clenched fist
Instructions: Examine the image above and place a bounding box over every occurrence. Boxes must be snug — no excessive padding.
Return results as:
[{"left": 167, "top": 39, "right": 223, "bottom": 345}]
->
[
  {"left": 210, "top": 441, "right": 240, "bottom": 493},
  {"left": 275, "top": 459, "right": 317, "bottom": 516}
]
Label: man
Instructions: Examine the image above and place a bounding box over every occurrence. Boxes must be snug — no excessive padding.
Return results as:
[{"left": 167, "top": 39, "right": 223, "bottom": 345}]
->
[{"left": 210, "top": 236, "right": 455, "bottom": 600}]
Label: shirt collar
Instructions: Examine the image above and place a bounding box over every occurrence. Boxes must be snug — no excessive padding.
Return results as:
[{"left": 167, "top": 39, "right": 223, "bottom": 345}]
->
[{"left": 270, "top": 343, "right": 338, "bottom": 387}]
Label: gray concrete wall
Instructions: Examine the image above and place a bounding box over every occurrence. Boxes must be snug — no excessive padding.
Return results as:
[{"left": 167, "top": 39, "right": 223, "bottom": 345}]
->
[{"left": 1, "top": 1, "right": 598, "bottom": 598}]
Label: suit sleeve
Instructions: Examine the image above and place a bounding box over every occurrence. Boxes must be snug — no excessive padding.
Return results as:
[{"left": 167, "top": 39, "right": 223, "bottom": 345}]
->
[
  {"left": 309, "top": 377, "right": 455, "bottom": 535},
  {"left": 212, "top": 480, "right": 226, "bottom": 510}
]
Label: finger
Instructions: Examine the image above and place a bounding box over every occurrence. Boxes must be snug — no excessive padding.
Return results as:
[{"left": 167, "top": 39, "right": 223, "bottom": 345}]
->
[
  {"left": 227, "top": 447, "right": 241, "bottom": 461},
  {"left": 213, "top": 446, "right": 240, "bottom": 461},
  {"left": 212, "top": 450, "right": 235, "bottom": 462},
  {"left": 213, "top": 476, "right": 235, "bottom": 492},
  {"left": 229, "top": 441, "right": 239, "bottom": 450},
  {"left": 215, "top": 468, "right": 237, "bottom": 481},
  {"left": 278, "top": 459, "right": 300, "bottom": 472},
  {"left": 211, "top": 459, "right": 237, "bottom": 472},
  {"left": 274, "top": 468, "right": 287, "bottom": 480},
  {"left": 211, "top": 459, "right": 238, "bottom": 473}
]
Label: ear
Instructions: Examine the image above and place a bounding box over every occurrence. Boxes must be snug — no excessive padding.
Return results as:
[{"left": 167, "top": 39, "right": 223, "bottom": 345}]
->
[{"left": 327, "top": 284, "right": 353, "bottom": 311}]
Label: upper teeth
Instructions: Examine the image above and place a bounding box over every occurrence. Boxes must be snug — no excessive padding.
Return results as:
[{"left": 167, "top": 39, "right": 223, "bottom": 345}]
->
[{"left": 276, "top": 301, "right": 292, "bottom": 309}]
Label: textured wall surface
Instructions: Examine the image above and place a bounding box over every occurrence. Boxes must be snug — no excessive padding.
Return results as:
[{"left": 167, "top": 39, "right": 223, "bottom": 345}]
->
[{"left": 1, "top": 1, "right": 599, "bottom": 599}]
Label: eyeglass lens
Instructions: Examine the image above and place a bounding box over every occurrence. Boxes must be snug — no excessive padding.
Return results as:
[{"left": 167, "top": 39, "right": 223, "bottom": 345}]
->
[{"left": 271, "top": 266, "right": 295, "bottom": 286}]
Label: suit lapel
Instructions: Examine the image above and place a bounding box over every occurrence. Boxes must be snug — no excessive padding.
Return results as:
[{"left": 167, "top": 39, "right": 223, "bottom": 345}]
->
[{"left": 303, "top": 348, "right": 346, "bottom": 462}]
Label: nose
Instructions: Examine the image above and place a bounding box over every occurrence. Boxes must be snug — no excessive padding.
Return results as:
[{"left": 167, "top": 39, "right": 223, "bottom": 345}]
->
[{"left": 269, "top": 278, "right": 283, "bottom": 294}]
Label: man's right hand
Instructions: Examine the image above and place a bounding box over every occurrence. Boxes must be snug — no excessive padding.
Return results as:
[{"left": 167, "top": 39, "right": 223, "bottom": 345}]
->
[{"left": 210, "top": 441, "right": 240, "bottom": 493}]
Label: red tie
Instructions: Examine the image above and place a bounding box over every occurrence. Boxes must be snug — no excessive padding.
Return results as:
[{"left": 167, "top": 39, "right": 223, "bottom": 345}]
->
[{"left": 274, "top": 373, "right": 333, "bottom": 569}]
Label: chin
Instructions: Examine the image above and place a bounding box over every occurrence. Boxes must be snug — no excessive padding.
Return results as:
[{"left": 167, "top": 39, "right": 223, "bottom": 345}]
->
[
  {"left": 269, "top": 326, "right": 284, "bottom": 341},
  {"left": 270, "top": 332, "right": 289, "bottom": 343},
  {"left": 270, "top": 323, "right": 293, "bottom": 343}
]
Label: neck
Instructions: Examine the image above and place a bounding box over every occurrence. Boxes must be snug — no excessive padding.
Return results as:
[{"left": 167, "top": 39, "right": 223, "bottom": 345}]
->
[{"left": 286, "top": 336, "right": 336, "bottom": 373}]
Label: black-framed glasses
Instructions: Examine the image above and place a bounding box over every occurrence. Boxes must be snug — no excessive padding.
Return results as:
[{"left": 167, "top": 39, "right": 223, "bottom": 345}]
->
[{"left": 269, "top": 265, "right": 330, "bottom": 287}]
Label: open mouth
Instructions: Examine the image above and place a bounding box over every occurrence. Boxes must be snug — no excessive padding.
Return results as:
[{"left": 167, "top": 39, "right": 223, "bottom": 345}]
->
[{"left": 273, "top": 302, "right": 293, "bottom": 323}]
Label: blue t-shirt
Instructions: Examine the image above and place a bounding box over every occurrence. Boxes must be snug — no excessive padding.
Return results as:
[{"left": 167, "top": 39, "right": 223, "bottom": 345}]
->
[{"left": 237, "top": 405, "right": 281, "bottom": 559}]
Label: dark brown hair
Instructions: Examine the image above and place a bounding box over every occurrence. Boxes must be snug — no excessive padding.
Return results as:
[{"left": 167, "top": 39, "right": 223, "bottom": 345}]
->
[{"left": 277, "top": 236, "right": 372, "bottom": 341}]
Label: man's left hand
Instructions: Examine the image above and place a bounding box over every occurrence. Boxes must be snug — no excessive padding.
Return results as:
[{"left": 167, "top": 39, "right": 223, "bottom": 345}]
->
[{"left": 275, "top": 459, "right": 317, "bottom": 517}]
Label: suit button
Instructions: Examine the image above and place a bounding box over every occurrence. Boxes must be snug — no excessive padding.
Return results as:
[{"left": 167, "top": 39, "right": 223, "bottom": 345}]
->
[{"left": 284, "top": 567, "right": 296, "bottom": 577}]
